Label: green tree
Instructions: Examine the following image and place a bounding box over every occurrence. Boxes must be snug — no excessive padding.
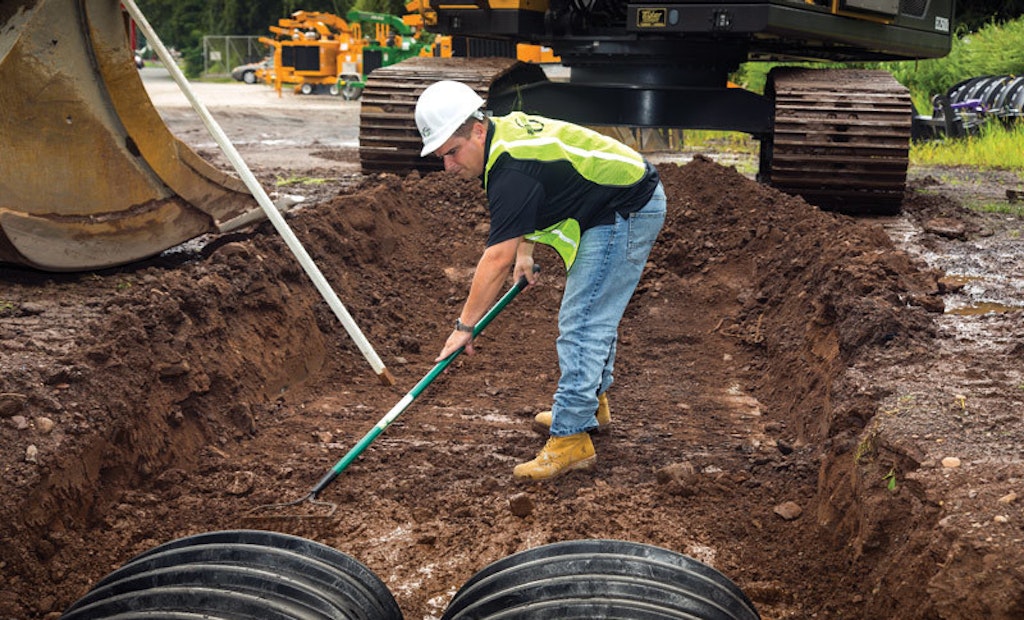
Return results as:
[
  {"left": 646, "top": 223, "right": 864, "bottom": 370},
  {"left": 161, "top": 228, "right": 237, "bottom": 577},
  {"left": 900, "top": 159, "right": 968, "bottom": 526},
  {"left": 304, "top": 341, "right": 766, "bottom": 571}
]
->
[
  {"left": 353, "top": 0, "right": 409, "bottom": 14},
  {"left": 135, "top": 0, "right": 361, "bottom": 76},
  {"left": 956, "top": 1, "right": 1024, "bottom": 30}
]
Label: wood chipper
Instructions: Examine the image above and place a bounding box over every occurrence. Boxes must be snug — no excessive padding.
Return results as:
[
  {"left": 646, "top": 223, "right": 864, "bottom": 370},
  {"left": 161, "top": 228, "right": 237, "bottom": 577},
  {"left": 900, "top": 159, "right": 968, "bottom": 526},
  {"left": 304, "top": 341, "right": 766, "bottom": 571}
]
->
[
  {"left": 333, "top": 10, "right": 437, "bottom": 101},
  {"left": 258, "top": 10, "right": 365, "bottom": 97}
]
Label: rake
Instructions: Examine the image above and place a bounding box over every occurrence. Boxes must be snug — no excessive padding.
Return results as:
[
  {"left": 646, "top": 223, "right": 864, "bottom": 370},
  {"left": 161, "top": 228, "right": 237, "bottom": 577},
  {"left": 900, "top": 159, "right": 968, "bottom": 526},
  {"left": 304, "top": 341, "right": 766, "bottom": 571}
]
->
[{"left": 248, "top": 268, "right": 536, "bottom": 518}]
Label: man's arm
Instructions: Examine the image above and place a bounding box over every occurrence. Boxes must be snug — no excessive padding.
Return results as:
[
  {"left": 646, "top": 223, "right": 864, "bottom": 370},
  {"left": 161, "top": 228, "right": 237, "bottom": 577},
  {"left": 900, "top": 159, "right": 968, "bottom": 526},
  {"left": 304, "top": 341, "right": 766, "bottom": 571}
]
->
[{"left": 434, "top": 237, "right": 521, "bottom": 361}]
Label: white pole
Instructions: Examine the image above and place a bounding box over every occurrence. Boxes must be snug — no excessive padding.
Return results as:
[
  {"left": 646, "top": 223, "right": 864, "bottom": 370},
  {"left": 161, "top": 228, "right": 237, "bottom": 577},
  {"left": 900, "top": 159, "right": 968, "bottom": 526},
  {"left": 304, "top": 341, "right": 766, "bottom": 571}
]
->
[{"left": 121, "top": 0, "right": 395, "bottom": 385}]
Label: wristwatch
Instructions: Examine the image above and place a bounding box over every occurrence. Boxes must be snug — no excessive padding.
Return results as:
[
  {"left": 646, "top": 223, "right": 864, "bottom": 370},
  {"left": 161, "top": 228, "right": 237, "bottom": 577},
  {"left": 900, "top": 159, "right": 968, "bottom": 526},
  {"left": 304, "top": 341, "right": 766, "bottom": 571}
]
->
[{"left": 455, "top": 318, "right": 475, "bottom": 333}]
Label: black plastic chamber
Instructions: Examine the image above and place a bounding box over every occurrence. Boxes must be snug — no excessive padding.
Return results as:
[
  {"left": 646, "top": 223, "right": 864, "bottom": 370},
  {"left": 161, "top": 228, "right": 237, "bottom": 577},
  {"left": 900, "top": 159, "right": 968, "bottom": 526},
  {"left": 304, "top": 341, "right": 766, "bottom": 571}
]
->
[
  {"left": 60, "top": 529, "right": 402, "bottom": 620},
  {"left": 62, "top": 534, "right": 760, "bottom": 619},
  {"left": 441, "top": 539, "right": 760, "bottom": 620}
]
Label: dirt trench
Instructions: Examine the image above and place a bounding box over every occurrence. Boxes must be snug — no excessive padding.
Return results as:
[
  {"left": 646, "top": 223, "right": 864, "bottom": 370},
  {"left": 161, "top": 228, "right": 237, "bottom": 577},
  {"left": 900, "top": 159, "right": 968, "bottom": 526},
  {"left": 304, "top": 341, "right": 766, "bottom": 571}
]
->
[{"left": 1, "top": 156, "right": 1022, "bottom": 619}]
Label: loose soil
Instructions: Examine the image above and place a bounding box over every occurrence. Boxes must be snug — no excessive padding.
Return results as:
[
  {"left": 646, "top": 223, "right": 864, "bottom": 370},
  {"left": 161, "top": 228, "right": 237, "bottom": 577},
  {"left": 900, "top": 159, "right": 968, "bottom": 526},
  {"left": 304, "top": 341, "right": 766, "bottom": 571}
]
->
[{"left": 1, "top": 71, "right": 1022, "bottom": 619}]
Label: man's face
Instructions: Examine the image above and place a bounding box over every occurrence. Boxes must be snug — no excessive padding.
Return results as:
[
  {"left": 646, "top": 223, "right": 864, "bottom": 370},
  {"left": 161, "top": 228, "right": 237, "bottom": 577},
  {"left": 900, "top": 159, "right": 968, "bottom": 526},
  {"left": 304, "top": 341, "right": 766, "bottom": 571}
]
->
[{"left": 433, "top": 121, "right": 486, "bottom": 179}]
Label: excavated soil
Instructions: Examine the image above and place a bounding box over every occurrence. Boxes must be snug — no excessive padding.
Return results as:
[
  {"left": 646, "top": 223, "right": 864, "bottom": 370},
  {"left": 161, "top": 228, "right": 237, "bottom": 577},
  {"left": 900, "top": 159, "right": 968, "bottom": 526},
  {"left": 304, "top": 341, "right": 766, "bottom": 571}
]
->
[{"left": 1, "top": 72, "right": 1023, "bottom": 619}]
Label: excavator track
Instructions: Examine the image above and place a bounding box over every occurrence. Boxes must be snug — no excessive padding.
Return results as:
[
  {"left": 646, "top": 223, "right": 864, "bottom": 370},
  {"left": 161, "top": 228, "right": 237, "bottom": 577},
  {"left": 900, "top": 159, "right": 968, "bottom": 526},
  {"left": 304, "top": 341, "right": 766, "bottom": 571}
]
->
[
  {"left": 764, "top": 68, "right": 912, "bottom": 216},
  {"left": 359, "top": 57, "right": 546, "bottom": 174}
]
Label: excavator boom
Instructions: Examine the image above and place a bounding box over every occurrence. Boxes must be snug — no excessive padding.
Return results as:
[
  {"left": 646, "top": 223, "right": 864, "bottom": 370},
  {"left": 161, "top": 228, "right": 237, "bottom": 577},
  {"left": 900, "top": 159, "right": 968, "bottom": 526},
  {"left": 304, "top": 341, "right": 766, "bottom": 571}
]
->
[{"left": 0, "top": 0, "right": 254, "bottom": 272}]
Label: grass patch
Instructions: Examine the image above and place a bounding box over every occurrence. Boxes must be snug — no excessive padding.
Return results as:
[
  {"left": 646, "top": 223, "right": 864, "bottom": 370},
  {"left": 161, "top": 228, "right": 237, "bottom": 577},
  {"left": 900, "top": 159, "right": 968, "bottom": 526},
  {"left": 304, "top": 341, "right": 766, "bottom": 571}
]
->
[
  {"left": 680, "top": 129, "right": 757, "bottom": 153},
  {"left": 274, "top": 176, "right": 333, "bottom": 187},
  {"left": 912, "top": 122, "right": 1024, "bottom": 169},
  {"left": 965, "top": 201, "right": 1024, "bottom": 217}
]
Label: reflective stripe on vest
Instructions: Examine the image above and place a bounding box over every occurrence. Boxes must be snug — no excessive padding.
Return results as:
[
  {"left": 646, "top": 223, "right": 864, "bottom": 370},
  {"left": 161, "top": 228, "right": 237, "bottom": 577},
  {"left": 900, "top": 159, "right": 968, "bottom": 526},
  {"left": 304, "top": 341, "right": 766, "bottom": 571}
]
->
[
  {"left": 486, "top": 113, "right": 647, "bottom": 270},
  {"left": 485, "top": 112, "right": 647, "bottom": 190},
  {"left": 525, "top": 218, "right": 580, "bottom": 271}
]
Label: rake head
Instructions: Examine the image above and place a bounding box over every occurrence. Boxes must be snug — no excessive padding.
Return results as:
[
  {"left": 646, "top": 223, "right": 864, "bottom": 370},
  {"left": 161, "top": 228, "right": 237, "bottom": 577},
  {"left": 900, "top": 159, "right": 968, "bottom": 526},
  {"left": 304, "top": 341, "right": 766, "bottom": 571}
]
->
[{"left": 243, "top": 492, "right": 338, "bottom": 521}]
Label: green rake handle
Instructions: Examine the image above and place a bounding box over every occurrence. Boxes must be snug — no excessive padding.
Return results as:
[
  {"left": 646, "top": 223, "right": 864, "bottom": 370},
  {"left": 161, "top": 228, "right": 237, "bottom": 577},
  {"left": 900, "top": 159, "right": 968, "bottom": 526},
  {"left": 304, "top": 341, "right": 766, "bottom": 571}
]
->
[{"left": 309, "top": 267, "right": 537, "bottom": 498}]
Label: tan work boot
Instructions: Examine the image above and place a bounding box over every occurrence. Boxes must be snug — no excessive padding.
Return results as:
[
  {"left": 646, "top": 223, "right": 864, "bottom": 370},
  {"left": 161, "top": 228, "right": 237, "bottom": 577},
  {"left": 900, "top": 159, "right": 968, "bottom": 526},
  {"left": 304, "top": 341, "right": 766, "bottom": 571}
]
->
[
  {"left": 532, "top": 393, "right": 611, "bottom": 434},
  {"left": 513, "top": 433, "right": 596, "bottom": 481}
]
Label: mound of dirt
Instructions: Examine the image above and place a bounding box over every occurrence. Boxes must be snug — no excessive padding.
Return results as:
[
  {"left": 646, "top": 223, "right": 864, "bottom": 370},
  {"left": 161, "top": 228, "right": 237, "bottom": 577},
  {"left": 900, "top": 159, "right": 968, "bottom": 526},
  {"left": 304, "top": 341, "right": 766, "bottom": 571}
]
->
[{"left": 1, "top": 156, "right": 1021, "bottom": 619}]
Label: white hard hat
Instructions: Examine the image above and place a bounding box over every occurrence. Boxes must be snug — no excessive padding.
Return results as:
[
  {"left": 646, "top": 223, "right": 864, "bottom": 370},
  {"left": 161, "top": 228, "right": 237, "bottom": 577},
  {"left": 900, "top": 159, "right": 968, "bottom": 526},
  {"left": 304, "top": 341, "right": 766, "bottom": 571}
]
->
[{"left": 415, "top": 80, "right": 485, "bottom": 157}]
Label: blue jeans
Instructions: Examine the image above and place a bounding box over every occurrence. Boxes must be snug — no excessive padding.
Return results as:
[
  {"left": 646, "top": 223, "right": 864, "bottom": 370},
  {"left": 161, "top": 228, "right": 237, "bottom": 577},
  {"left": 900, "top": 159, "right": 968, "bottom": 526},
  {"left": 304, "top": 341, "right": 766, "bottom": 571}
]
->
[{"left": 549, "top": 182, "right": 667, "bottom": 436}]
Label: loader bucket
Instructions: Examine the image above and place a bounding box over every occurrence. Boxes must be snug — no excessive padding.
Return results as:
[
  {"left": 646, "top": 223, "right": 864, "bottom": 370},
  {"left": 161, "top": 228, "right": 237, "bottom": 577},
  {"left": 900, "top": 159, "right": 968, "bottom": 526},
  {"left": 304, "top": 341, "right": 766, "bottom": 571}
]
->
[{"left": 0, "top": 0, "right": 254, "bottom": 272}]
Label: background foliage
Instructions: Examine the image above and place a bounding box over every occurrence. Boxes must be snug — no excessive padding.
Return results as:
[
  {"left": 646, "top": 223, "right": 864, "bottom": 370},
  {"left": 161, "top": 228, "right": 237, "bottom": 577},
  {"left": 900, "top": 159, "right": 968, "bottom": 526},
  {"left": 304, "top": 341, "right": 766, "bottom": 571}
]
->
[
  {"left": 885, "top": 17, "right": 1024, "bottom": 113},
  {"left": 736, "top": 16, "right": 1024, "bottom": 111}
]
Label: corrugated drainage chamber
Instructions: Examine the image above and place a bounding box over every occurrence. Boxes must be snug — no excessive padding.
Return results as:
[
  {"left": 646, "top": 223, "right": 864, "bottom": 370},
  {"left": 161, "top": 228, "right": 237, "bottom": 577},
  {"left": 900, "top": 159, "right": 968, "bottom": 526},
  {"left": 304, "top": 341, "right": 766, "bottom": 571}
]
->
[
  {"left": 62, "top": 533, "right": 759, "bottom": 619},
  {"left": 442, "top": 539, "right": 760, "bottom": 620},
  {"left": 60, "top": 529, "right": 402, "bottom": 619}
]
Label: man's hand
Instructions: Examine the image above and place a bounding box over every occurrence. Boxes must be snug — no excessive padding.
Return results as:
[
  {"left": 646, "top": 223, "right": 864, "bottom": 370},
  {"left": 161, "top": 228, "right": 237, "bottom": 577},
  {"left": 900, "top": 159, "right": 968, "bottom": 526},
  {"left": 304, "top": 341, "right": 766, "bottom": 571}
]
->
[
  {"left": 514, "top": 241, "right": 538, "bottom": 287},
  {"left": 435, "top": 329, "right": 474, "bottom": 362}
]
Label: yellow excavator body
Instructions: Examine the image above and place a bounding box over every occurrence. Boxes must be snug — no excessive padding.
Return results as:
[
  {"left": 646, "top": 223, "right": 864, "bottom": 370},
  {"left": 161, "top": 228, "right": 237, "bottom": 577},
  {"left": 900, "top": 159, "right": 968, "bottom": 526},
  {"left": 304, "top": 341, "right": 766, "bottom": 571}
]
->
[{"left": 0, "top": 0, "right": 254, "bottom": 272}]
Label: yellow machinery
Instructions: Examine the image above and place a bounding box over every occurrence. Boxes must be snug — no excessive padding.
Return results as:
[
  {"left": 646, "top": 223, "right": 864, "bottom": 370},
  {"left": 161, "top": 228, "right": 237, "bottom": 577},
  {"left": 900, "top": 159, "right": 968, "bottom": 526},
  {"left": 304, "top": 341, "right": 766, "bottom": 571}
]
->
[
  {"left": 259, "top": 11, "right": 364, "bottom": 96},
  {"left": 402, "top": 0, "right": 559, "bottom": 64},
  {"left": 258, "top": 9, "right": 439, "bottom": 98},
  {"left": 0, "top": 0, "right": 254, "bottom": 271}
]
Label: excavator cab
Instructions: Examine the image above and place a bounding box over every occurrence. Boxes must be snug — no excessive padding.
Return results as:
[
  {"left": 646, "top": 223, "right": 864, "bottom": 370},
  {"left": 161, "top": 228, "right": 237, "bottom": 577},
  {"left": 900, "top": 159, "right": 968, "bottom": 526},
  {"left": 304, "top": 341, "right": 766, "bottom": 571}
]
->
[{"left": 0, "top": 0, "right": 254, "bottom": 272}]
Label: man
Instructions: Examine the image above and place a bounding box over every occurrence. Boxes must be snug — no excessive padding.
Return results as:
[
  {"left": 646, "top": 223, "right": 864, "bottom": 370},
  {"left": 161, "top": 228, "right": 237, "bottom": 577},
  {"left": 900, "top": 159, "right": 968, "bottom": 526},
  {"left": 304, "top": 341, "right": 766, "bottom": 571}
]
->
[{"left": 415, "top": 80, "right": 666, "bottom": 481}]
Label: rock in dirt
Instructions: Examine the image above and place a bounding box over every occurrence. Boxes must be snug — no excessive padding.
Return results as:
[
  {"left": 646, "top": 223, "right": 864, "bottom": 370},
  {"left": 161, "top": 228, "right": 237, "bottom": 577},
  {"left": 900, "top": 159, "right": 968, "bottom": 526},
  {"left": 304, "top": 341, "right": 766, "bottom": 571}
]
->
[
  {"left": 937, "top": 275, "right": 967, "bottom": 294},
  {"left": 773, "top": 501, "right": 803, "bottom": 521},
  {"left": 923, "top": 217, "right": 968, "bottom": 240},
  {"left": 225, "top": 471, "right": 255, "bottom": 496},
  {"left": 656, "top": 461, "right": 699, "bottom": 497},
  {"left": 156, "top": 360, "right": 191, "bottom": 379},
  {"left": 19, "top": 302, "right": 46, "bottom": 316},
  {"left": 508, "top": 492, "right": 534, "bottom": 517},
  {"left": 0, "top": 393, "right": 27, "bottom": 417}
]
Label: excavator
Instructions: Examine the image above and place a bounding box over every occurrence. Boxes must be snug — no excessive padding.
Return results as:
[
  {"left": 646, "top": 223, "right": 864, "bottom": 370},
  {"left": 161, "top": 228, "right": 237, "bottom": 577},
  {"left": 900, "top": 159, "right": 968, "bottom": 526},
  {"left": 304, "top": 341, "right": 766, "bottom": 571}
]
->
[
  {"left": 359, "top": 0, "right": 957, "bottom": 214},
  {"left": 1, "top": 1, "right": 955, "bottom": 272}
]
